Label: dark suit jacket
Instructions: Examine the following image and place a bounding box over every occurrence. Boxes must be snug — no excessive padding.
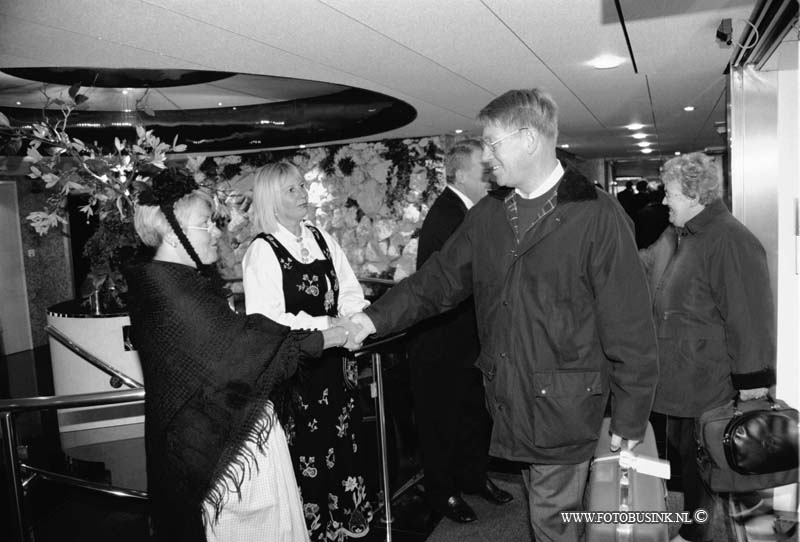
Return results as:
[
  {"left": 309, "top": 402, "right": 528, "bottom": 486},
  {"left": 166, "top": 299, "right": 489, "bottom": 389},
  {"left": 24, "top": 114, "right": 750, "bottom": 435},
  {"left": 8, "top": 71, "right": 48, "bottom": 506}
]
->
[{"left": 407, "top": 186, "right": 480, "bottom": 368}]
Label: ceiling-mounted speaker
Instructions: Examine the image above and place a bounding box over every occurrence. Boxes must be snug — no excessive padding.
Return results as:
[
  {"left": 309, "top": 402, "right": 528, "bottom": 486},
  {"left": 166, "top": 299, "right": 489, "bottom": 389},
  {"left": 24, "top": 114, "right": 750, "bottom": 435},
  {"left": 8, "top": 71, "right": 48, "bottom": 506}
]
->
[{"left": 716, "top": 18, "right": 733, "bottom": 46}]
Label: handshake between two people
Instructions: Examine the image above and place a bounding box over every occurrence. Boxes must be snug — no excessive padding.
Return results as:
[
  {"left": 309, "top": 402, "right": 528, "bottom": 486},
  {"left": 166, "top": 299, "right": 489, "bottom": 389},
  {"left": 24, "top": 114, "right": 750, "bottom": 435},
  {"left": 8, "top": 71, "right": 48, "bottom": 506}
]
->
[{"left": 321, "top": 312, "right": 377, "bottom": 351}]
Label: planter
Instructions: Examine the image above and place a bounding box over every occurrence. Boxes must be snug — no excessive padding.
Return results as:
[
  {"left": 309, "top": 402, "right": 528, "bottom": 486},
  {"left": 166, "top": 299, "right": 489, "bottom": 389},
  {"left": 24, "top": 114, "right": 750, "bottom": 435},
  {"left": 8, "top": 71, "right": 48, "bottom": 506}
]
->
[{"left": 46, "top": 300, "right": 144, "bottom": 449}]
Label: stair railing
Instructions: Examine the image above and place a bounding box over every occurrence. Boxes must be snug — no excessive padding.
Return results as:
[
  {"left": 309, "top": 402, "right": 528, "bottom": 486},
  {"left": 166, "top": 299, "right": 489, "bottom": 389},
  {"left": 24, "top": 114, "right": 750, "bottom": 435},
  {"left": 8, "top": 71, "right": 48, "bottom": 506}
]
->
[{"left": 1, "top": 330, "right": 408, "bottom": 542}]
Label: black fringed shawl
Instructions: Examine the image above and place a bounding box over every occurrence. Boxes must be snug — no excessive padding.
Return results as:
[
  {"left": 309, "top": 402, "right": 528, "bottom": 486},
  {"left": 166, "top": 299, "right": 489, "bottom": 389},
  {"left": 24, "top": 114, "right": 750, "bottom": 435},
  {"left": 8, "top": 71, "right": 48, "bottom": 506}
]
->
[{"left": 124, "top": 260, "right": 322, "bottom": 541}]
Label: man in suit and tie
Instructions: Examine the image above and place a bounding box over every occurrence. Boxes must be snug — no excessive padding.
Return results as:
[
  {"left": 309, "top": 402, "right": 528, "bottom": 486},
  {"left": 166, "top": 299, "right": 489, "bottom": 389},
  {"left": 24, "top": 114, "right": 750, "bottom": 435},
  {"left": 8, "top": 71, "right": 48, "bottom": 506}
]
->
[{"left": 408, "top": 139, "right": 512, "bottom": 523}]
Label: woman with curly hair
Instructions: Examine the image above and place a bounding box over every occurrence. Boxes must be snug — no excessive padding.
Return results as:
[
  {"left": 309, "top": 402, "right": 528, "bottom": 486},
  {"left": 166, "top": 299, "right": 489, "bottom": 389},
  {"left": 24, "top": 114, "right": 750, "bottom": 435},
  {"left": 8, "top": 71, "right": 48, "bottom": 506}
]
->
[{"left": 639, "top": 152, "right": 776, "bottom": 542}]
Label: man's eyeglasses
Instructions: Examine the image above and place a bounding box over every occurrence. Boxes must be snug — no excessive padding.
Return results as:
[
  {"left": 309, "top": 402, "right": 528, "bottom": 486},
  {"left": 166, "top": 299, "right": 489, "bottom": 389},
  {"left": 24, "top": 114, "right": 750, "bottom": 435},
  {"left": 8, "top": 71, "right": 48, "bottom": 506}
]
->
[{"left": 482, "top": 127, "right": 531, "bottom": 154}]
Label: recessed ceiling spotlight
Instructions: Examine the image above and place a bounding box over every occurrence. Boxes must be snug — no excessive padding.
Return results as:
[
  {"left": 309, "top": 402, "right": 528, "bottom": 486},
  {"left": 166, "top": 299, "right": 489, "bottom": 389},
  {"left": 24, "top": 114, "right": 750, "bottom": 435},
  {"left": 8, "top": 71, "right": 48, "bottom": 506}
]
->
[
  {"left": 217, "top": 102, "right": 223, "bottom": 106},
  {"left": 587, "top": 54, "right": 625, "bottom": 69},
  {"left": 684, "top": 105, "right": 695, "bottom": 112},
  {"left": 625, "top": 123, "right": 644, "bottom": 130},
  {"left": 637, "top": 142, "right": 651, "bottom": 147},
  {"left": 299, "top": 144, "right": 306, "bottom": 149},
  {"left": 232, "top": 107, "right": 237, "bottom": 110},
  {"left": 121, "top": 89, "right": 128, "bottom": 95},
  {"left": 560, "top": 144, "right": 570, "bottom": 148},
  {"left": 454, "top": 129, "right": 463, "bottom": 134},
  {"left": 674, "top": 151, "right": 681, "bottom": 155},
  {"left": 15, "top": 101, "right": 21, "bottom": 105},
  {"left": 632, "top": 133, "right": 647, "bottom": 139},
  {"left": 641, "top": 148, "right": 654, "bottom": 154}
]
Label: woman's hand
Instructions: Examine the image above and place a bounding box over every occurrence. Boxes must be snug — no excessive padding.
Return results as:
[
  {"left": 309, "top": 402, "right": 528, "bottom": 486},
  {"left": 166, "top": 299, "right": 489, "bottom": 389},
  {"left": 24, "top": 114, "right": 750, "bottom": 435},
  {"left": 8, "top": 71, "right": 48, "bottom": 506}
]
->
[
  {"left": 321, "top": 326, "right": 349, "bottom": 349},
  {"left": 331, "top": 316, "right": 364, "bottom": 351}
]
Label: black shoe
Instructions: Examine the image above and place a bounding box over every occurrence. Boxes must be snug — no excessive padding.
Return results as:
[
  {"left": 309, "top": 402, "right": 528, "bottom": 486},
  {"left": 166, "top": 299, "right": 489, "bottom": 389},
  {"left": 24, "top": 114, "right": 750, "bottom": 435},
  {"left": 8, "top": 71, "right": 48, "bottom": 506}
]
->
[
  {"left": 440, "top": 495, "right": 477, "bottom": 523},
  {"left": 469, "top": 478, "right": 513, "bottom": 505}
]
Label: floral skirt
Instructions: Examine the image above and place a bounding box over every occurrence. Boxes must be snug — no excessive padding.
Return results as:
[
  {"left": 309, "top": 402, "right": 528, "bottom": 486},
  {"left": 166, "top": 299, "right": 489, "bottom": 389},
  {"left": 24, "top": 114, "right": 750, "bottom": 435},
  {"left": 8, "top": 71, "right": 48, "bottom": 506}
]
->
[{"left": 286, "top": 352, "right": 373, "bottom": 541}]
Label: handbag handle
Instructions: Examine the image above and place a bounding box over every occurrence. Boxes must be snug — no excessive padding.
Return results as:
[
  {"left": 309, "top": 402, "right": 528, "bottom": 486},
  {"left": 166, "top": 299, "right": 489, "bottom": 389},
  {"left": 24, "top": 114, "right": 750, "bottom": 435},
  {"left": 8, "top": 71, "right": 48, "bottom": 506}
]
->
[{"left": 732, "top": 393, "right": 777, "bottom": 417}]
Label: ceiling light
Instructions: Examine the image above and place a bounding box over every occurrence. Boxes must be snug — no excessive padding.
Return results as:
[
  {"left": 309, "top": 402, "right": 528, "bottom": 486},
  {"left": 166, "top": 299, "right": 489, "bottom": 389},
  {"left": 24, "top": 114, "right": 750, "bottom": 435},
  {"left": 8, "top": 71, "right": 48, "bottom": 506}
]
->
[
  {"left": 217, "top": 102, "right": 223, "bottom": 106},
  {"left": 641, "top": 148, "right": 654, "bottom": 154},
  {"left": 637, "top": 142, "right": 651, "bottom": 147},
  {"left": 15, "top": 101, "right": 21, "bottom": 105},
  {"left": 674, "top": 151, "right": 681, "bottom": 155},
  {"left": 625, "top": 123, "right": 644, "bottom": 130},
  {"left": 299, "top": 144, "right": 306, "bottom": 149},
  {"left": 632, "top": 133, "right": 647, "bottom": 139},
  {"left": 587, "top": 54, "right": 625, "bottom": 69},
  {"left": 454, "top": 129, "right": 463, "bottom": 134},
  {"left": 683, "top": 105, "right": 695, "bottom": 112},
  {"left": 232, "top": 107, "right": 237, "bottom": 110},
  {"left": 121, "top": 89, "right": 128, "bottom": 95},
  {"left": 560, "top": 144, "right": 570, "bottom": 148},
  {"left": 367, "top": 108, "right": 377, "bottom": 112}
]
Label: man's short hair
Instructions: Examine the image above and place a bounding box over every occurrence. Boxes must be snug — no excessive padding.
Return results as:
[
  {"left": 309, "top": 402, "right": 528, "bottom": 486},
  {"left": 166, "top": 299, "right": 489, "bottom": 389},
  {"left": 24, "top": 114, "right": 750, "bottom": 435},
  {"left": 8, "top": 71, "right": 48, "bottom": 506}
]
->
[
  {"left": 446, "top": 139, "right": 483, "bottom": 184},
  {"left": 477, "top": 88, "right": 559, "bottom": 141},
  {"left": 662, "top": 152, "right": 723, "bottom": 205}
]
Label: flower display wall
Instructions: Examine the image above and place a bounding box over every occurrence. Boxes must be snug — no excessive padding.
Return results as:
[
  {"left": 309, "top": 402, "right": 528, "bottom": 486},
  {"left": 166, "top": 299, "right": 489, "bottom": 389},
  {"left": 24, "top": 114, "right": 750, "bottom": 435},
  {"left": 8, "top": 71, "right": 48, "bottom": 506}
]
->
[{"left": 188, "top": 137, "right": 445, "bottom": 289}]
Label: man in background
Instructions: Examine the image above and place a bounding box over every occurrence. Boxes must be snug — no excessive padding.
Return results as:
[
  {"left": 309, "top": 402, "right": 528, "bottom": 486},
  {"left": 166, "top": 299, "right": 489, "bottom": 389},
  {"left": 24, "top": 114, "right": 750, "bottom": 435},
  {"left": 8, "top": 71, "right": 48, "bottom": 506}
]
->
[{"left": 408, "top": 139, "right": 512, "bottom": 524}]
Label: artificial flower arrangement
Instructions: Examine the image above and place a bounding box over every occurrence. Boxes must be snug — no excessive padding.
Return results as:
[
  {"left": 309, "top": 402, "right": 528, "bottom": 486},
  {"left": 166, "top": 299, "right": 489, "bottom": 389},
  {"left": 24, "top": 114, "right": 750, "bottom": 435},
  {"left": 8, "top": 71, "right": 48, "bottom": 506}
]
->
[
  {"left": 187, "top": 137, "right": 445, "bottom": 293},
  {"left": 0, "top": 85, "right": 194, "bottom": 311},
  {"left": 0, "top": 84, "right": 446, "bottom": 310}
]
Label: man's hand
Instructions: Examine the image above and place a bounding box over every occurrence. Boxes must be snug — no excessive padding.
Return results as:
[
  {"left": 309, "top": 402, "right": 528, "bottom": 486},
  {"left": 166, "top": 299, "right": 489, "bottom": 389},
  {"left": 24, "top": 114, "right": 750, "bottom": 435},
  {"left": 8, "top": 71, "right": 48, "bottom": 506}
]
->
[
  {"left": 331, "top": 316, "right": 364, "bottom": 351},
  {"left": 739, "top": 387, "right": 769, "bottom": 401},
  {"left": 349, "top": 312, "right": 376, "bottom": 345},
  {"left": 609, "top": 433, "right": 640, "bottom": 452}
]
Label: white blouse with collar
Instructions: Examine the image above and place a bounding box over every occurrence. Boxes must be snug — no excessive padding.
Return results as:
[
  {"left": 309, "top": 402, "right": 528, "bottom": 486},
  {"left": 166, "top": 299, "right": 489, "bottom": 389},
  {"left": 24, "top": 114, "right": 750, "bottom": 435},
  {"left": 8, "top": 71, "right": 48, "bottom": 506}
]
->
[{"left": 242, "top": 222, "right": 368, "bottom": 330}]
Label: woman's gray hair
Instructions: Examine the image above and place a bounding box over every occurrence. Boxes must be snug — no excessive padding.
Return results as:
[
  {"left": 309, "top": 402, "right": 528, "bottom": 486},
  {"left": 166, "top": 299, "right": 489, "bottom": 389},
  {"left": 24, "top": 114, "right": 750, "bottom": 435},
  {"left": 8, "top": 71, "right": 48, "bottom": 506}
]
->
[
  {"left": 661, "top": 152, "right": 723, "bottom": 205},
  {"left": 251, "top": 162, "right": 302, "bottom": 234},
  {"left": 134, "top": 190, "right": 212, "bottom": 247}
]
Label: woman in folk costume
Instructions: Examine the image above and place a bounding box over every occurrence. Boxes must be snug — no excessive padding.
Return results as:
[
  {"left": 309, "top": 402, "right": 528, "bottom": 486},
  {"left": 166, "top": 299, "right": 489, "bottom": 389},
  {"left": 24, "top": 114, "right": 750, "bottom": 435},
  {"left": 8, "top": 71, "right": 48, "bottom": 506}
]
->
[
  {"left": 124, "top": 168, "right": 353, "bottom": 542},
  {"left": 243, "top": 162, "right": 373, "bottom": 541}
]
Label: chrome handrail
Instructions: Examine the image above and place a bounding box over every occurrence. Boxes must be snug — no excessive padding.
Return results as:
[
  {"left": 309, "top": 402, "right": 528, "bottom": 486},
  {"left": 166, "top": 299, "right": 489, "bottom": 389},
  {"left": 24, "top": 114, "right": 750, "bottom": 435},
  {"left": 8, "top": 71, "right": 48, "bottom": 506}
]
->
[
  {"left": 357, "top": 277, "right": 397, "bottom": 286},
  {"left": 1, "top": 389, "right": 147, "bottom": 542},
  {"left": 3, "top": 332, "right": 409, "bottom": 542},
  {"left": 20, "top": 463, "right": 149, "bottom": 501},
  {"left": 352, "top": 332, "right": 406, "bottom": 358},
  {"left": 45, "top": 324, "right": 143, "bottom": 389},
  {"left": 0, "top": 388, "right": 145, "bottom": 413}
]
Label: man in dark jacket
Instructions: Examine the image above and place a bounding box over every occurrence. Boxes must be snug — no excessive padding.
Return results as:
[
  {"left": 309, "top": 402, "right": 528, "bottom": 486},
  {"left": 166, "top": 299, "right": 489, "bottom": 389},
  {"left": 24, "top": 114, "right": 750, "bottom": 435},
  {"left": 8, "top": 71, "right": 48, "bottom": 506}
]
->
[
  {"left": 408, "top": 138, "right": 511, "bottom": 523},
  {"left": 640, "top": 152, "right": 775, "bottom": 542},
  {"left": 351, "top": 89, "right": 658, "bottom": 541}
]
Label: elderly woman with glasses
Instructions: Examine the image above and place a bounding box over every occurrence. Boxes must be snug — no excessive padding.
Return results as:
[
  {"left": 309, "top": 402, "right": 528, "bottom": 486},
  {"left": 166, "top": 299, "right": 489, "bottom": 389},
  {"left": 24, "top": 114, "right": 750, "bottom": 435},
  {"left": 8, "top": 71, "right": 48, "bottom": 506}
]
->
[
  {"left": 124, "top": 168, "right": 350, "bottom": 542},
  {"left": 640, "top": 152, "right": 775, "bottom": 542},
  {"left": 242, "top": 161, "right": 373, "bottom": 541}
]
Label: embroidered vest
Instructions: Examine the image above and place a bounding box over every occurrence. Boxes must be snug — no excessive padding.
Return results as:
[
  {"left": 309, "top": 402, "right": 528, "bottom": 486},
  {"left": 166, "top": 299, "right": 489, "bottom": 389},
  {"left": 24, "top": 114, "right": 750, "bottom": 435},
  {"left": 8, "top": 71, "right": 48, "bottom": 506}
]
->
[{"left": 254, "top": 226, "right": 340, "bottom": 317}]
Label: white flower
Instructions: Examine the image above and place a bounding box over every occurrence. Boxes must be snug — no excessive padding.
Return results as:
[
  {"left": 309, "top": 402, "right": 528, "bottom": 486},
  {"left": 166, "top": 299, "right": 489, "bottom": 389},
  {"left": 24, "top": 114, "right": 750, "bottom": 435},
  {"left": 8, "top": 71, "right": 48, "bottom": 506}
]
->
[
  {"left": 355, "top": 178, "right": 384, "bottom": 215},
  {"left": 374, "top": 219, "right": 393, "bottom": 241},
  {"left": 402, "top": 203, "right": 421, "bottom": 223},
  {"left": 409, "top": 170, "right": 429, "bottom": 192},
  {"left": 307, "top": 180, "right": 328, "bottom": 206}
]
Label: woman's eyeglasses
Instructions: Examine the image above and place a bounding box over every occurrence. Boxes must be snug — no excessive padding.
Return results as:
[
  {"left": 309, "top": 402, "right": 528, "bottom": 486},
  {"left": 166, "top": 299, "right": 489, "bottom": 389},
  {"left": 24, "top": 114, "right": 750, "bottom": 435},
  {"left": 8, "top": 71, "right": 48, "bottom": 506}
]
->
[{"left": 186, "top": 223, "right": 216, "bottom": 234}]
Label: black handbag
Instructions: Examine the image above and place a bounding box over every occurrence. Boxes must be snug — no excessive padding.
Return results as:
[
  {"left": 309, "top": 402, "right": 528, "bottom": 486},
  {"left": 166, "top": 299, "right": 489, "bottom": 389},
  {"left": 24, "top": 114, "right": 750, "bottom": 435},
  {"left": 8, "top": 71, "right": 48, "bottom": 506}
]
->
[{"left": 696, "top": 395, "right": 799, "bottom": 493}]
